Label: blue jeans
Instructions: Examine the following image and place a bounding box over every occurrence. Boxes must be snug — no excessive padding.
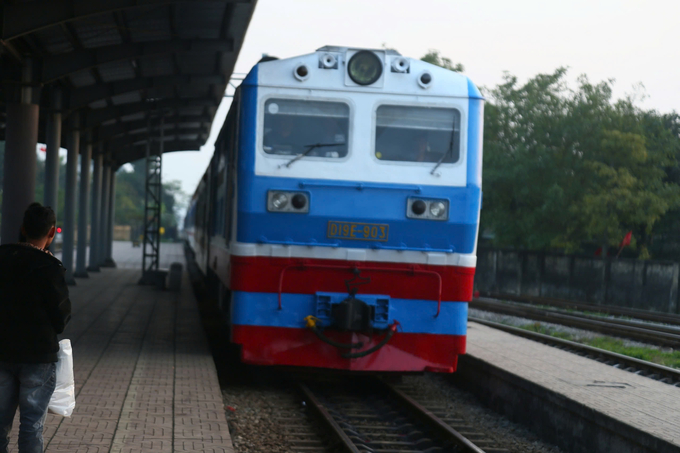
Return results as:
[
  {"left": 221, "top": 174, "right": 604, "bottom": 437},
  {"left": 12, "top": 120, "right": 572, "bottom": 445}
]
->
[{"left": 0, "top": 362, "right": 56, "bottom": 453}]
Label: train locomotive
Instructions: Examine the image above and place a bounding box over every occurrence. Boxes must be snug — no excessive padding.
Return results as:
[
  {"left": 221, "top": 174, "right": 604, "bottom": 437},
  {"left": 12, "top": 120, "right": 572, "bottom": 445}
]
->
[{"left": 184, "top": 46, "right": 484, "bottom": 373}]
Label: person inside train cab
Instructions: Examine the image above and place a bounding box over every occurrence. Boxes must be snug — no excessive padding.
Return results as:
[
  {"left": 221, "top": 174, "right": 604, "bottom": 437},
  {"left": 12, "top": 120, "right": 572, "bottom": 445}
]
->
[
  {"left": 263, "top": 114, "right": 296, "bottom": 154},
  {"left": 316, "top": 117, "right": 346, "bottom": 158},
  {"left": 415, "top": 132, "right": 433, "bottom": 162}
]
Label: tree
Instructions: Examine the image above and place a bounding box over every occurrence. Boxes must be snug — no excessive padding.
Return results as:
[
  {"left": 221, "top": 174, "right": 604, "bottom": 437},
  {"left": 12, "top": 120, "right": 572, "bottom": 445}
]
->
[
  {"left": 481, "top": 69, "right": 680, "bottom": 256},
  {"left": 420, "top": 49, "right": 464, "bottom": 72},
  {"left": 115, "top": 160, "right": 185, "bottom": 240},
  {"left": 642, "top": 113, "right": 680, "bottom": 258},
  {"left": 482, "top": 69, "right": 576, "bottom": 249},
  {"left": 0, "top": 146, "right": 185, "bottom": 240}
]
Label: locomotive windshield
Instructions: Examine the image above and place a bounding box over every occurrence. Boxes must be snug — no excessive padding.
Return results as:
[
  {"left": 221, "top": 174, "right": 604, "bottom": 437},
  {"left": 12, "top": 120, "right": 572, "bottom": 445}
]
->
[
  {"left": 263, "top": 99, "right": 349, "bottom": 158},
  {"left": 374, "top": 105, "right": 460, "bottom": 163}
]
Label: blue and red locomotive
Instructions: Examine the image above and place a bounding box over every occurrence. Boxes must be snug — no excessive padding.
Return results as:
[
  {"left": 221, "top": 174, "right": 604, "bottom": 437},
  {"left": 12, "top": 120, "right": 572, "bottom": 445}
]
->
[{"left": 184, "top": 46, "right": 484, "bottom": 373}]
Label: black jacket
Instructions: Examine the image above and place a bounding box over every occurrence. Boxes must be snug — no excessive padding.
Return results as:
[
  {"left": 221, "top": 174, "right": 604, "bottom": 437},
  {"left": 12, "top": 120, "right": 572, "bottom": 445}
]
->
[{"left": 0, "top": 244, "right": 71, "bottom": 363}]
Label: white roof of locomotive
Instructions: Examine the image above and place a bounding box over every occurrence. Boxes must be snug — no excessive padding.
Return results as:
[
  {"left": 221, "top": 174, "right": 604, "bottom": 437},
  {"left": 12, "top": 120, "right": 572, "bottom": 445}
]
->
[{"left": 246, "top": 46, "right": 481, "bottom": 100}]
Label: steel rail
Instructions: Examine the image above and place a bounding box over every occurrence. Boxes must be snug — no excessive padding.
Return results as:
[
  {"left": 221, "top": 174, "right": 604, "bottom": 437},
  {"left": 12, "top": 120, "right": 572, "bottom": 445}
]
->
[
  {"left": 474, "top": 297, "right": 680, "bottom": 335},
  {"left": 478, "top": 291, "right": 680, "bottom": 326},
  {"left": 299, "top": 378, "right": 497, "bottom": 453},
  {"left": 471, "top": 298, "right": 680, "bottom": 348},
  {"left": 298, "top": 383, "right": 360, "bottom": 453},
  {"left": 382, "top": 381, "right": 487, "bottom": 453},
  {"left": 469, "top": 317, "right": 680, "bottom": 386}
]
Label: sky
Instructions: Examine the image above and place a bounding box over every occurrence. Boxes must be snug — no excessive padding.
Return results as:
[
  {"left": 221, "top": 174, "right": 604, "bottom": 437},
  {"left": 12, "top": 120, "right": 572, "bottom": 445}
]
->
[{"left": 161, "top": 0, "right": 680, "bottom": 208}]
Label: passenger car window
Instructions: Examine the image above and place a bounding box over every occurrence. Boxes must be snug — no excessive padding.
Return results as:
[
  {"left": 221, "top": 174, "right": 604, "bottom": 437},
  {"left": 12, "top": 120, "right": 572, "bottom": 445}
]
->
[
  {"left": 375, "top": 105, "right": 460, "bottom": 163},
  {"left": 263, "top": 99, "right": 349, "bottom": 158}
]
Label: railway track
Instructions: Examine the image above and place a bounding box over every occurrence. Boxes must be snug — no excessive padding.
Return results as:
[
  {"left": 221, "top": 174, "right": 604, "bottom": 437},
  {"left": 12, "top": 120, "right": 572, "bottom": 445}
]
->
[
  {"left": 470, "top": 297, "right": 680, "bottom": 348},
  {"left": 298, "top": 377, "right": 510, "bottom": 453},
  {"left": 469, "top": 317, "right": 680, "bottom": 387},
  {"left": 478, "top": 292, "right": 680, "bottom": 327}
]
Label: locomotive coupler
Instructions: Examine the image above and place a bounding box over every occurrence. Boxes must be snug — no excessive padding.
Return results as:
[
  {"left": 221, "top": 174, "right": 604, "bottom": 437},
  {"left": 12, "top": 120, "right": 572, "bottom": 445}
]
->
[{"left": 331, "top": 296, "right": 374, "bottom": 331}]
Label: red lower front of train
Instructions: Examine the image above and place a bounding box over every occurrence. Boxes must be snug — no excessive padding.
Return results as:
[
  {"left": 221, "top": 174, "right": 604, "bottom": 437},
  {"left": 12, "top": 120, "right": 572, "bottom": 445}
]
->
[
  {"left": 232, "top": 325, "right": 465, "bottom": 372},
  {"left": 213, "top": 249, "right": 475, "bottom": 372}
]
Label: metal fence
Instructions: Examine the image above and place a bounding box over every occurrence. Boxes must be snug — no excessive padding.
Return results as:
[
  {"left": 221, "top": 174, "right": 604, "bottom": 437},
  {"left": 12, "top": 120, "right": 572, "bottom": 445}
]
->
[{"left": 475, "top": 248, "right": 680, "bottom": 314}]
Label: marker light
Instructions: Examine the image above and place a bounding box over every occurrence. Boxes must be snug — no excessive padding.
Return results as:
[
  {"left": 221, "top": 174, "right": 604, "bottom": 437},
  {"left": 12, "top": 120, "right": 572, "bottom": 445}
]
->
[
  {"left": 418, "top": 71, "right": 433, "bottom": 88},
  {"left": 292, "top": 193, "right": 307, "bottom": 209},
  {"left": 294, "top": 64, "right": 310, "bottom": 81},
  {"left": 407, "top": 198, "right": 449, "bottom": 221},
  {"left": 267, "top": 191, "right": 310, "bottom": 213},
  {"left": 319, "top": 53, "right": 338, "bottom": 69},
  {"left": 429, "top": 201, "right": 446, "bottom": 218},
  {"left": 411, "top": 200, "right": 427, "bottom": 216},
  {"left": 271, "top": 193, "right": 288, "bottom": 210},
  {"left": 391, "top": 57, "right": 410, "bottom": 73},
  {"left": 347, "top": 50, "right": 383, "bottom": 86}
]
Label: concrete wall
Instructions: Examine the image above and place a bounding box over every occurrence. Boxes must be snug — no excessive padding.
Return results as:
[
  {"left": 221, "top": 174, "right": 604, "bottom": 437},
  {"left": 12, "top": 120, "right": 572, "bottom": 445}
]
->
[
  {"left": 475, "top": 248, "right": 680, "bottom": 314},
  {"left": 452, "top": 355, "right": 680, "bottom": 453}
]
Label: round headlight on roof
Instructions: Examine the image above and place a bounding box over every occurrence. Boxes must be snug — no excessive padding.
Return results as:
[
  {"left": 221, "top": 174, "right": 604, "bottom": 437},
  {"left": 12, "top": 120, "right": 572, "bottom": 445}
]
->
[{"left": 347, "top": 50, "right": 383, "bottom": 86}]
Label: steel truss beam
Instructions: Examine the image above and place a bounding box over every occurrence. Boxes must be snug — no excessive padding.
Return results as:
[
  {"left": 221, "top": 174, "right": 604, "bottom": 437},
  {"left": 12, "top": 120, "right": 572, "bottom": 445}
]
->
[{"left": 140, "top": 116, "right": 163, "bottom": 280}]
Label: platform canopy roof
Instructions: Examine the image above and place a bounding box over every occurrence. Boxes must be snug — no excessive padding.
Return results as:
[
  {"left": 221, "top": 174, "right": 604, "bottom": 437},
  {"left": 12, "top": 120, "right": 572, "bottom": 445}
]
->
[{"left": 0, "top": 0, "right": 257, "bottom": 166}]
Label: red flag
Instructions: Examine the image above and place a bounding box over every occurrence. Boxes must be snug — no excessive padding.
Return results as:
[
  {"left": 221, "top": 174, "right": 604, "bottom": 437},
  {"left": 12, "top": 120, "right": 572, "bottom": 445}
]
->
[{"left": 619, "top": 231, "right": 632, "bottom": 248}]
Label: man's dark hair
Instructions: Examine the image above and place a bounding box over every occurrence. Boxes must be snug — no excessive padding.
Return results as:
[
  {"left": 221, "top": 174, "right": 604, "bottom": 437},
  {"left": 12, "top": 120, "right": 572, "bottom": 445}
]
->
[{"left": 22, "top": 202, "right": 56, "bottom": 239}]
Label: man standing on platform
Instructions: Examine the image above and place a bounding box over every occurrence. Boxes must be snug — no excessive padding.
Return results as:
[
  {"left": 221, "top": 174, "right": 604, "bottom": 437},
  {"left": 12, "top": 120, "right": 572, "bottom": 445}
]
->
[{"left": 0, "top": 203, "right": 71, "bottom": 453}]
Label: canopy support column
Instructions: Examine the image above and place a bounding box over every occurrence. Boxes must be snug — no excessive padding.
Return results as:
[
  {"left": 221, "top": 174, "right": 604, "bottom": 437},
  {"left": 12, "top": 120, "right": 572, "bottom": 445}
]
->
[
  {"left": 87, "top": 144, "right": 103, "bottom": 272},
  {"left": 74, "top": 135, "right": 92, "bottom": 278},
  {"left": 99, "top": 157, "right": 111, "bottom": 267},
  {"left": 101, "top": 168, "right": 117, "bottom": 268},
  {"left": 44, "top": 87, "right": 62, "bottom": 248},
  {"left": 62, "top": 112, "right": 80, "bottom": 285},
  {"left": 1, "top": 59, "right": 39, "bottom": 245}
]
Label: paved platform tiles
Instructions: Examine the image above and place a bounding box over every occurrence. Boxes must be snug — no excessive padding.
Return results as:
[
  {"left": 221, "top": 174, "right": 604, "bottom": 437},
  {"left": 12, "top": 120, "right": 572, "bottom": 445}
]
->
[
  {"left": 8, "top": 244, "right": 234, "bottom": 453},
  {"left": 465, "top": 321, "right": 680, "bottom": 452}
]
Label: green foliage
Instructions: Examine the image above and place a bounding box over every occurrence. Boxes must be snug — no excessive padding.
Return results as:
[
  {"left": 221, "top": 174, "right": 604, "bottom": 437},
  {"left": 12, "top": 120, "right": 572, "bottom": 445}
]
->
[
  {"left": 420, "top": 49, "right": 464, "bottom": 72},
  {"left": 522, "top": 322, "right": 573, "bottom": 340},
  {"left": 115, "top": 160, "right": 186, "bottom": 240},
  {"left": 0, "top": 144, "right": 184, "bottom": 240},
  {"left": 585, "top": 337, "right": 680, "bottom": 369},
  {"left": 521, "top": 322, "right": 680, "bottom": 369},
  {"left": 481, "top": 68, "right": 680, "bottom": 255}
]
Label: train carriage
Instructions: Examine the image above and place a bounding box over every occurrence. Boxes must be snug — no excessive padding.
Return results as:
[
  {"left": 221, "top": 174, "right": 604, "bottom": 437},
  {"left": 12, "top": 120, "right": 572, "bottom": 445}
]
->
[{"left": 185, "top": 46, "right": 484, "bottom": 373}]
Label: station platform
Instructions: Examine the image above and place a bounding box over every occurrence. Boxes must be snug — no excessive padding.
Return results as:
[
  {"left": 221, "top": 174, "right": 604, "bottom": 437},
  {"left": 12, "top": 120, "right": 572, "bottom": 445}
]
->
[
  {"left": 459, "top": 322, "right": 680, "bottom": 453},
  {"left": 9, "top": 243, "right": 234, "bottom": 453}
]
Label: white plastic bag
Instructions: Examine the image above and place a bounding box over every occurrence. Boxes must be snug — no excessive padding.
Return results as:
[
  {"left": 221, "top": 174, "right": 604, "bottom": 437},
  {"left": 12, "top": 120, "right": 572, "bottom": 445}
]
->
[{"left": 48, "top": 339, "right": 75, "bottom": 417}]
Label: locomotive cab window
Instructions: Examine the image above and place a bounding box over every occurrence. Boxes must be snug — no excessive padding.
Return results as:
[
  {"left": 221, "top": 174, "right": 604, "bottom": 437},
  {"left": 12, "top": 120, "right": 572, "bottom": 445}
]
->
[
  {"left": 263, "top": 99, "right": 349, "bottom": 158},
  {"left": 375, "top": 105, "right": 461, "bottom": 163}
]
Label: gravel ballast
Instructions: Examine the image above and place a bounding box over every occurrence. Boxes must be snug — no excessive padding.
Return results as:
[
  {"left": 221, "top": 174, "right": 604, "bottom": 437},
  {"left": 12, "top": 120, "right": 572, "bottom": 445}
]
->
[
  {"left": 221, "top": 372, "right": 565, "bottom": 453},
  {"left": 401, "top": 374, "right": 566, "bottom": 453}
]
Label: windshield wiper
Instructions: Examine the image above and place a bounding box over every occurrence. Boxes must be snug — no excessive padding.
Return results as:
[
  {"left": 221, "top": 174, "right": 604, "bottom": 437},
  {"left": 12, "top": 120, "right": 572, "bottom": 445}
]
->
[
  {"left": 279, "top": 142, "right": 345, "bottom": 169},
  {"left": 431, "top": 129, "right": 457, "bottom": 176}
]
